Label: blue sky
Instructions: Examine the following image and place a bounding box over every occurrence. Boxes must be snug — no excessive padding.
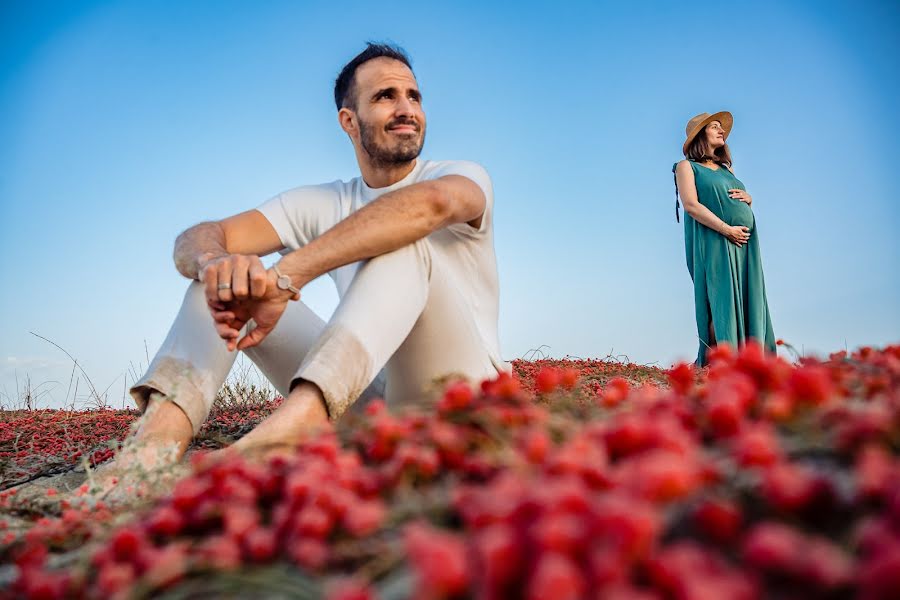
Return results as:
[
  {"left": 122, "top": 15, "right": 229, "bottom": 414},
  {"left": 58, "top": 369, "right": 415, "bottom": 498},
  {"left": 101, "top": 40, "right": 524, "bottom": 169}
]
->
[{"left": 2, "top": 0, "right": 898, "bottom": 409}]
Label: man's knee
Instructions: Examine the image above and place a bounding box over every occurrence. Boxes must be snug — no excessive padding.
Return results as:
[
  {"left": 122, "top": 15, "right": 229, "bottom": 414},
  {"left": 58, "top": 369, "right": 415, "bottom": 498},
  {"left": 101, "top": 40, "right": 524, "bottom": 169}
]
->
[{"left": 364, "top": 237, "right": 433, "bottom": 279}]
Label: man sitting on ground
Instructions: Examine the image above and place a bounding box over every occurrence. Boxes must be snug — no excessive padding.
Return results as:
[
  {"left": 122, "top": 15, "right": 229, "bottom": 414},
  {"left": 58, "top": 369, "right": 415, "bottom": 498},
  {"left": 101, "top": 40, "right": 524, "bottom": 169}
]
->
[{"left": 116, "top": 42, "right": 507, "bottom": 472}]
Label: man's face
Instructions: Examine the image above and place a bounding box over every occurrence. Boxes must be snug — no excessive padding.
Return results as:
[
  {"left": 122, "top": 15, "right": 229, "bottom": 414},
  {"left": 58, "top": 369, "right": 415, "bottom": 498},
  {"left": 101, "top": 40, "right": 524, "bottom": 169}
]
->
[{"left": 350, "top": 57, "right": 426, "bottom": 167}]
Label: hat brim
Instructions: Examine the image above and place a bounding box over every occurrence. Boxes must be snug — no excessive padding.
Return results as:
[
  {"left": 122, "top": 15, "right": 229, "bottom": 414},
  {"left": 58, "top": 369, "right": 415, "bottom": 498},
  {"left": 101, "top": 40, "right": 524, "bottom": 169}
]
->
[{"left": 682, "top": 111, "right": 733, "bottom": 156}]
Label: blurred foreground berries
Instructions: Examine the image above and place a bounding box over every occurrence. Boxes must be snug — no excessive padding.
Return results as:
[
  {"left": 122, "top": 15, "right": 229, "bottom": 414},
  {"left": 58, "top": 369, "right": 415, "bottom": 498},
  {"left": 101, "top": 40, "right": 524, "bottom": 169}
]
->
[{"left": 1, "top": 342, "right": 899, "bottom": 599}]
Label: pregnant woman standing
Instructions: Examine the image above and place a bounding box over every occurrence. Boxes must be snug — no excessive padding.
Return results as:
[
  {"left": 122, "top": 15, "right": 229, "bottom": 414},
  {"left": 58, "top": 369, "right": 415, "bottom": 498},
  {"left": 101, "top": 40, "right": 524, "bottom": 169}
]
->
[{"left": 673, "top": 111, "right": 775, "bottom": 366}]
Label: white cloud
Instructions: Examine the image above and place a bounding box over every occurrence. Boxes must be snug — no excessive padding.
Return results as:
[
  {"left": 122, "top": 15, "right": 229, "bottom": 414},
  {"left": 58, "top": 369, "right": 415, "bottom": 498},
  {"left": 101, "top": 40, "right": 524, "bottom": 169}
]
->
[{"left": 2, "top": 356, "right": 69, "bottom": 371}]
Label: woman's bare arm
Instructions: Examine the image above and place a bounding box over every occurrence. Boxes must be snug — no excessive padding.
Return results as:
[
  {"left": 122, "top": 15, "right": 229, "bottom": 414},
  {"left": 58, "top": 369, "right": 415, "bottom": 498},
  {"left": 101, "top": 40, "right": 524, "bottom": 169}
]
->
[{"left": 675, "top": 161, "right": 750, "bottom": 247}]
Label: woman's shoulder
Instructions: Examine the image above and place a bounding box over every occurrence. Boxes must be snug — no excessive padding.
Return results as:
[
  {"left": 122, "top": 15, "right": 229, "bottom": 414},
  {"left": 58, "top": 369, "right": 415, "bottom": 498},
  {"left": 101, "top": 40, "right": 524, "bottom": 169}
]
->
[{"left": 673, "top": 159, "right": 695, "bottom": 174}]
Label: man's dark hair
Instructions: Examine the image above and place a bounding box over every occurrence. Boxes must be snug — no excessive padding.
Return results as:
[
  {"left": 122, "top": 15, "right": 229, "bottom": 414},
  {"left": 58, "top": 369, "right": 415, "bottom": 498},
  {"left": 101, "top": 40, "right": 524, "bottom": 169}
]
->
[{"left": 334, "top": 43, "right": 413, "bottom": 111}]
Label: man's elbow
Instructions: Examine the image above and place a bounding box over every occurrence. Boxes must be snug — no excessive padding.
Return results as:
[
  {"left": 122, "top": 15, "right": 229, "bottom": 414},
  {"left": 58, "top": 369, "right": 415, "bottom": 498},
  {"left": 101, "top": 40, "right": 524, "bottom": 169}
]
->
[
  {"left": 173, "top": 223, "right": 200, "bottom": 258},
  {"left": 425, "top": 183, "right": 454, "bottom": 229},
  {"left": 173, "top": 221, "right": 221, "bottom": 278},
  {"left": 425, "top": 182, "right": 486, "bottom": 230}
]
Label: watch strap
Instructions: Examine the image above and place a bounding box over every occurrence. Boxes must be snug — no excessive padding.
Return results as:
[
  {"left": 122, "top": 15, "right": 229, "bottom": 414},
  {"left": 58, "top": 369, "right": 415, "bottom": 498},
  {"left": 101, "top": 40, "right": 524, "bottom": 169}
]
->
[{"left": 272, "top": 264, "right": 301, "bottom": 300}]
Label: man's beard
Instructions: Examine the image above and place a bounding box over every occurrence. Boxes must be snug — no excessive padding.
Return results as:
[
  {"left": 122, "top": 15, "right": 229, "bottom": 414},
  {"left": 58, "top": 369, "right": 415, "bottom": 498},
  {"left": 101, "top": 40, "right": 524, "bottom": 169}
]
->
[{"left": 358, "top": 117, "right": 425, "bottom": 168}]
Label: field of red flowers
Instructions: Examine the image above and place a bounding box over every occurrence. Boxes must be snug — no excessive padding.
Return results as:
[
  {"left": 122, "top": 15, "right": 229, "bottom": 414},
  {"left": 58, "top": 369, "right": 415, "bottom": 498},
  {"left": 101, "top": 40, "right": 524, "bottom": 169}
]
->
[{"left": 1, "top": 344, "right": 899, "bottom": 599}]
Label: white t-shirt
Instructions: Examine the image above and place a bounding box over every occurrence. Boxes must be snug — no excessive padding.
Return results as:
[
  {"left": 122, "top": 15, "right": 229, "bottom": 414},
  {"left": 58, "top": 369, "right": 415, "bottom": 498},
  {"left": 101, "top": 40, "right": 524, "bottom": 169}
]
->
[{"left": 255, "top": 159, "right": 507, "bottom": 372}]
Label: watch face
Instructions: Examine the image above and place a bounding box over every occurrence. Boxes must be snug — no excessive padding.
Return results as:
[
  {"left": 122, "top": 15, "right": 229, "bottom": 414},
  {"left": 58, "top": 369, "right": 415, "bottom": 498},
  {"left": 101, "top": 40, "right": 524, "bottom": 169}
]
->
[{"left": 277, "top": 275, "right": 290, "bottom": 290}]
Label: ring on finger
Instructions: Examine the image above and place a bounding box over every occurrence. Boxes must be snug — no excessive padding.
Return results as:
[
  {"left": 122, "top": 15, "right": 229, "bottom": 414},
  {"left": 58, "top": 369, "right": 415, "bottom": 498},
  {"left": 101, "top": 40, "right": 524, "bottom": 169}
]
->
[{"left": 218, "top": 283, "right": 232, "bottom": 290}]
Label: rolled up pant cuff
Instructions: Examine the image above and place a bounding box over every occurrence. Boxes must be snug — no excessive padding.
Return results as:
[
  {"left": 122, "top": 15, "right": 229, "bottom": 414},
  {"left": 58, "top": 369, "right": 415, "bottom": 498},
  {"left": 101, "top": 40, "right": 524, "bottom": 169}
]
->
[
  {"left": 129, "top": 359, "right": 210, "bottom": 436},
  {"left": 292, "top": 325, "right": 374, "bottom": 420}
]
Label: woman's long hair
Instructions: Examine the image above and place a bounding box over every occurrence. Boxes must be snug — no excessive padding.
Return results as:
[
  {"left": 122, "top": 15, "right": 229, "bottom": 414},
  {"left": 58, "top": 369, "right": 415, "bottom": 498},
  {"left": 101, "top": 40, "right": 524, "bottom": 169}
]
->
[{"left": 686, "top": 125, "right": 733, "bottom": 167}]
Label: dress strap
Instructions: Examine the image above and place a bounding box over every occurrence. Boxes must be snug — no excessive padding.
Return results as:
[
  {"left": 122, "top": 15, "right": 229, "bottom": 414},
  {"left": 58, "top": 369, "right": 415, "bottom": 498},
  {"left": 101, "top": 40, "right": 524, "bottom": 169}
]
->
[{"left": 672, "top": 163, "right": 681, "bottom": 223}]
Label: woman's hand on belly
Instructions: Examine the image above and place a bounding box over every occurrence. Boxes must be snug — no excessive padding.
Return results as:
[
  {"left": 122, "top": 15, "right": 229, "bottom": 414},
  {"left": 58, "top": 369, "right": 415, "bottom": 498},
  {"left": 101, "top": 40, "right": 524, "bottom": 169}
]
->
[
  {"left": 728, "top": 189, "right": 752, "bottom": 206},
  {"left": 723, "top": 224, "right": 752, "bottom": 247}
]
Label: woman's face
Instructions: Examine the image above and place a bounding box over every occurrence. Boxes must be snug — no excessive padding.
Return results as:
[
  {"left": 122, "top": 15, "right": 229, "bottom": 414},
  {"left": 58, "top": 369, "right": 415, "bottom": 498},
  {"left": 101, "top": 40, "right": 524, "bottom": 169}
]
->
[{"left": 704, "top": 121, "right": 726, "bottom": 149}]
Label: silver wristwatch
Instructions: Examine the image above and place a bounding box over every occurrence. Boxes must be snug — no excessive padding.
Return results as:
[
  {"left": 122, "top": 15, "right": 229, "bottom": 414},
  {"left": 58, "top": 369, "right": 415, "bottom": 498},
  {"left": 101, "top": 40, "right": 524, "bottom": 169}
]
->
[{"left": 272, "top": 264, "right": 301, "bottom": 300}]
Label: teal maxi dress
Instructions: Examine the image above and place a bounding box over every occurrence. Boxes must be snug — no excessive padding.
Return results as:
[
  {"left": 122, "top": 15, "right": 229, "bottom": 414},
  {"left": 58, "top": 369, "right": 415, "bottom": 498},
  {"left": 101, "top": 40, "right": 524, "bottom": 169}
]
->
[{"left": 673, "top": 160, "right": 776, "bottom": 366}]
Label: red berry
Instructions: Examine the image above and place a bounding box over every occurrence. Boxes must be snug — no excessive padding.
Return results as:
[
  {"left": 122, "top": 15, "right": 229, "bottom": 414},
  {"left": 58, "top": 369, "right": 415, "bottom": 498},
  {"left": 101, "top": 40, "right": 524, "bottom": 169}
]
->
[
  {"left": 761, "top": 463, "right": 817, "bottom": 512},
  {"left": 591, "top": 494, "right": 661, "bottom": 560},
  {"left": 854, "top": 518, "right": 898, "bottom": 557},
  {"left": 141, "top": 543, "right": 189, "bottom": 589},
  {"left": 693, "top": 498, "right": 742, "bottom": 544},
  {"left": 858, "top": 540, "right": 900, "bottom": 600},
  {"left": 742, "top": 522, "right": 803, "bottom": 573},
  {"left": 521, "top": 428, "right": 551, "bottom": 463},
  {"left": 527, "top": 552, "right": 584, "bottom": 600},
  {"left": 14, "top": 543, "right": 48, "bottom": 569},
  {"left": 646, "top": 542, "right": 713, "bottom": 594},
  {"left": 667, "top": 362, "right": 695, "bottom": 395},
  {"left": 484, "top": 372, "right": 521, "bottom": 398},
  {"left": 600, "top": 377, "right": 631, "bottom": 408},
  {"left": 289, "top": 538, "right": 329, "bottom": 570},
  {"left": 110, "top": 527, "right": 144, "bottom": 561},
  {"left": 604, "top": 415, "right": 652, "bottom": 458},
  {"left": 560, "top": 368, "right": 579, "bottom": 390},
  {"left": 223, "top": 505, "right": 260, "bottom": 540},
  {"left": 243, "top": 527, "right": 278, "bottom": 562},
  {"left": 405, "top": 522, "right": 470, "bottom": 598},
  {"left": 706, "top": 392, "right": 744, "bottom": 437},
  {"left": 621, "top": 449, "right": 700, "bottom": 502},
  {"left": 195, "top": 535, "right": 242, "bottom": 571},
  {"left": 797, "top": 537, "right": 854, "bottom": 589},
  {"left": 20, "top": 569, "right": 69, "bottom": 600},
  {"left": 762, "top": 392, "right": 793, "bottom": 422},
  {"left": 285, "top": 471, "right": 315, "bottom": 504},
  {"left": 790, "top": 365, "right": 833, "bottom": 405},
  {"left": 535, "top": 367, "right": 562, "bottom": 394},
  {"left": 439, "top": 381, "right": 474, "bottom": 412},
  {"left": 856, "top": 444, "right": 897, "bottom": 501},
  {"left": 531, "top": 513, "right": 584, "bottom": 556},
  {"left": 145, "top": 505, "right": 184, "bottom": 538},
  {"left": 476, "top": 523, "right": 521, "bottom": 590},
  {"left": 733, "top": 424, "right": 781, "bottom": 467},
  {"left": 706, "top": 343, "right": 735, "bottom": 364},
  {"left": 326, "top": 577, "right": 377, "bottom": 600},
  {"left": 342, "top": 500, "right": 385, "bottom": 537},
  {"left": 364, "top": 399, "right": 387, "bottom": 416},
  {"left": 295, "top": 505, "right": 334, "bottom": 540},
  {"left": 171, "top": 477, "right": 208, "bottom": 513},
  {"left": 588, "top": 545, "right": 629, "bottom": 589}
]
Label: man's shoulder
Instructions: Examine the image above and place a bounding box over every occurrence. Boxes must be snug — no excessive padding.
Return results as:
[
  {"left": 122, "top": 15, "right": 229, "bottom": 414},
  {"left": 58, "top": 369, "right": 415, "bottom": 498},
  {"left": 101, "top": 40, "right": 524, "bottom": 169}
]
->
[
  {"left": 418, "top": 159, "right": 489, "bottom": 178},
  {"left": 280, "top": 178, "right": 349, "bottom": 196},
  {"left": 274, "top": 178, "right": 355, "bottom": 204},
  {"left": 417, "top": 160, "right": 492, "bottom": 194}
]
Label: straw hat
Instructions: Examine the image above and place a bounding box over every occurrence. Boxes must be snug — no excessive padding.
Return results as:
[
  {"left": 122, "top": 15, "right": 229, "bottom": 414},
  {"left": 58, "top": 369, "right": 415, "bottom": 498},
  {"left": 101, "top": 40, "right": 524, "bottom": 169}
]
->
[{"left": 682, "top": 111, "right": 733, "bottom": 156}]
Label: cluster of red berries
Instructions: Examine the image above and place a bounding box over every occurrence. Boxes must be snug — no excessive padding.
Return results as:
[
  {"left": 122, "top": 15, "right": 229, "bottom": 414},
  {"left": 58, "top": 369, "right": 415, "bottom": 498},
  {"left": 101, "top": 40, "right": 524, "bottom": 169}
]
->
[
  {"left": 9, "top": 436, "right": 390, "bottom": 598},
  {"left": 0, "top": 409, "right": 136, "bottom": 486},
  {"left": 0, "top": 400, "right": 286, "bottom": 488},
  {"left": 2, "top": 342, "right": 899, "bottom": 599}
]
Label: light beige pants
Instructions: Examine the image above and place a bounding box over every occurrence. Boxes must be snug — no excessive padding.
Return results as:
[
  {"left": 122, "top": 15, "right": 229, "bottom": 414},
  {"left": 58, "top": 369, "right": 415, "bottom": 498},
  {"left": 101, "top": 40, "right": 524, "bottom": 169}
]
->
[{"left": 130, "top": 238, "right": 501, "bottom": 434}]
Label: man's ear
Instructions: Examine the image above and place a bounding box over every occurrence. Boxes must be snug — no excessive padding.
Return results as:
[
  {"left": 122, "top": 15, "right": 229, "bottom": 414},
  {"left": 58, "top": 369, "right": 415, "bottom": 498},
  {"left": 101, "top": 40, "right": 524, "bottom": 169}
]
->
[{"left": 338, "top": 108, "right": 356, "bottom": 138}]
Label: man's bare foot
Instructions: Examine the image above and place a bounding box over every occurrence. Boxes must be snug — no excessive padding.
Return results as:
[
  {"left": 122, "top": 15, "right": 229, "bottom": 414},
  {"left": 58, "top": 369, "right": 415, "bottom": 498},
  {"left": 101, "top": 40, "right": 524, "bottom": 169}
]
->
[
  {"left": 217, "top": 381, "right": 331, "bottom": 463},
  {"left": 81, "top": 393, "right": 193, "bottom": 502}
]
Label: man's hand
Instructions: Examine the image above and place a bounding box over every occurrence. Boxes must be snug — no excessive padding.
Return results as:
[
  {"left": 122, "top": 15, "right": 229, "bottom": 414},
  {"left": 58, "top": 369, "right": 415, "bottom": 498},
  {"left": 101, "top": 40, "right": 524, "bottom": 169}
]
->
[
  {"left": 198, "top": 254, "right": 268, "bottom": 305},
  {"left": 208, "top": 269, "right": 297, "bottom": 352},
  {"left": 728, "top": 189, "right": 752, "bottom": 206}
]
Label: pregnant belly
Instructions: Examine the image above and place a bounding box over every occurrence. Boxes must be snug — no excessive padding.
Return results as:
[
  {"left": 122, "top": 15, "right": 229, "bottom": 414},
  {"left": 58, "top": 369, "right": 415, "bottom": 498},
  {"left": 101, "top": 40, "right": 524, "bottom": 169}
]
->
[{"left": 726, "top": 200, "right": 755, "bottom": 228}]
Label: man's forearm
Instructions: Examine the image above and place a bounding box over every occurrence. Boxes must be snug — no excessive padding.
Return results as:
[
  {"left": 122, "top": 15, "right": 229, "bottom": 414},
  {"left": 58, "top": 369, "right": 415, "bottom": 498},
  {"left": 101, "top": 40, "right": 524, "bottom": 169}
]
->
[
  {"left": 173, "top": 222, "right": 229, "bottom": 280},
  {"left": 275, "top": 182, "right": 447, "bottom": 288}
]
